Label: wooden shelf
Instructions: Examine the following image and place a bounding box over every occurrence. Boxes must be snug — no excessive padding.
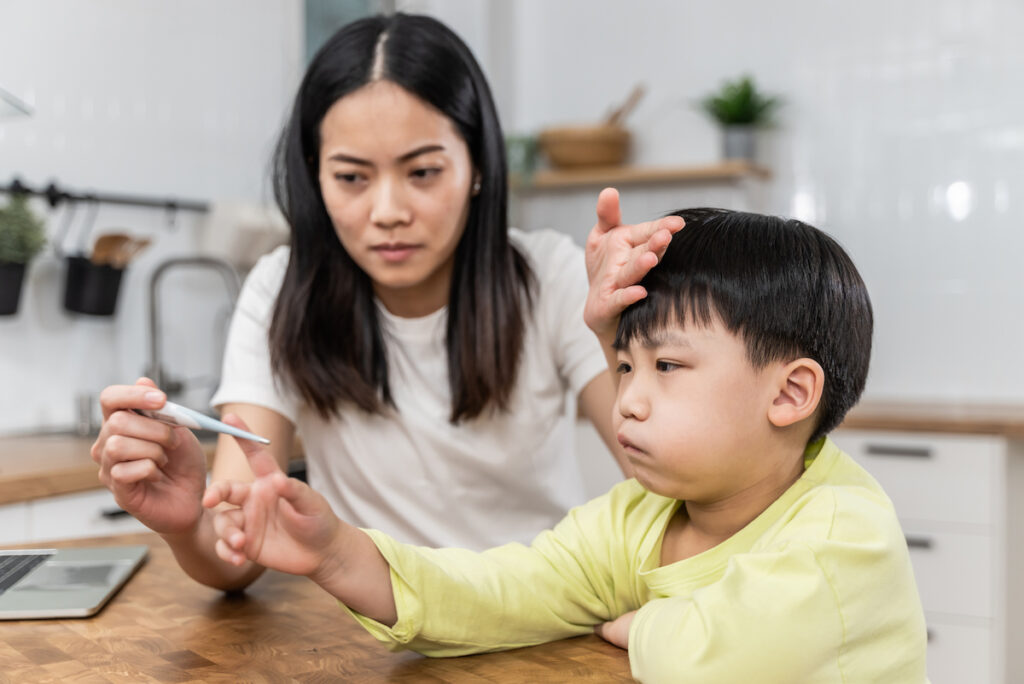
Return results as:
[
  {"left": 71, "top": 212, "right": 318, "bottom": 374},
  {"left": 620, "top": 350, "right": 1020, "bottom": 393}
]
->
[{"left": 515, "top": 161, "right": 771, "bottom": 191}]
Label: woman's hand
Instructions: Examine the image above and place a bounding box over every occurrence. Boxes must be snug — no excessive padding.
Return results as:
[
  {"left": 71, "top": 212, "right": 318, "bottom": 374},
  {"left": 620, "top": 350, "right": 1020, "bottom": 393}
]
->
[
  {"left": 583, "top": 188, "right": 684, "bottom": 341},
  {"left": 92, "top": 378, "right": 208, "bottom": 535},
  {"left": 203, "top": 416, "right": 341, "bottom": 578},
  {"left": 594, "top": 609, "right": 637, "bottom": 650}
]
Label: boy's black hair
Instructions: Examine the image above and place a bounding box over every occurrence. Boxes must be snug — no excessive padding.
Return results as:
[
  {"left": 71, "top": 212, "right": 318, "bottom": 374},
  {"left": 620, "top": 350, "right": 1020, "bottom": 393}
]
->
[{"left": 614, "top": 208, "right": 873, "bottom": 441}]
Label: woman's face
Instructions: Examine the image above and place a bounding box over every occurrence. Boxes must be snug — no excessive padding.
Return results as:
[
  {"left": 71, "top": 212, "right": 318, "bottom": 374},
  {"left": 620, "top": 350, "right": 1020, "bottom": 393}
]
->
[{"left": 318, "top": 80, "right": 476, "bottom": 318}]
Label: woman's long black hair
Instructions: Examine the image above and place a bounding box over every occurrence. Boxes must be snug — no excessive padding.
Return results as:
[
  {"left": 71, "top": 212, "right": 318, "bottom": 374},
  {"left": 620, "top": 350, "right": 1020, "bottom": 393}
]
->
[{"left": 269, "top": 13, "right": 535, "bottom": 423}]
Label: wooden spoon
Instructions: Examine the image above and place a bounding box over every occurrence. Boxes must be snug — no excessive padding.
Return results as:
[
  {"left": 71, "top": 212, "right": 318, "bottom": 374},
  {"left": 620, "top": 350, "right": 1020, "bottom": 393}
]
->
[
  {"left": 91, "top": 233, "right": 131, "bottom": 266},
  {"left": 111, "top": 237, "right": 151, "bottom": 269},
  {"left": 604, "top": 83, "right": 646, "bottom": 127}
]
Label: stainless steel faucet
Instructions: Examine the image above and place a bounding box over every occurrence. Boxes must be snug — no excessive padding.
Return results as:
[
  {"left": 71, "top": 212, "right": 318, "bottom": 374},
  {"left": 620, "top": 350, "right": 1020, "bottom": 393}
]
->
[{"left": 146, "top": 256, "right": 240, "bottom": 399}]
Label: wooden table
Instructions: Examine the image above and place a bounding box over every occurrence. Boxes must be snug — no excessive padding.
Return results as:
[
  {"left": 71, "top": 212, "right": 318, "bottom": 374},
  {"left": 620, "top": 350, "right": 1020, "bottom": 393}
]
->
[{"left": 0, "top": 532, "right": 633, "bottom": 682}]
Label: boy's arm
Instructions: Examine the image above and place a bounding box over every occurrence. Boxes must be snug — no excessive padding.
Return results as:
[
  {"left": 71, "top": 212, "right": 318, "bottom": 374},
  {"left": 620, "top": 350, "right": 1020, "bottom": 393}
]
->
[
  {"left": 349, "top": 482, "right": 656, "bottom": 657},
  {"left": 629, "top": 545, "right": 843, "bottom": 682},
  {"left": 203, "top": 416, "right": 397, "bottom": 624}
]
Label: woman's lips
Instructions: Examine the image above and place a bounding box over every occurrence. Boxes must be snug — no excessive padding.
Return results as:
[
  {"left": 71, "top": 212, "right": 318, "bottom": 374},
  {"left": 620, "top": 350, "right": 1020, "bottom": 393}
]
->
[{"left": 372, "top": 243, "right": 420, "bottom": 263}]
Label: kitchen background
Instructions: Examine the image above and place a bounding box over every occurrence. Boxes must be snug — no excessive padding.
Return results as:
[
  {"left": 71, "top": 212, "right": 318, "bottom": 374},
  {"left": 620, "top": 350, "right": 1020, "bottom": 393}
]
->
[
  {"left": 1, "top": 0, "right": 1022, "bottom": 434},
  {"left": 2, "top": 3, "right": 1023, "bottom": 680}
]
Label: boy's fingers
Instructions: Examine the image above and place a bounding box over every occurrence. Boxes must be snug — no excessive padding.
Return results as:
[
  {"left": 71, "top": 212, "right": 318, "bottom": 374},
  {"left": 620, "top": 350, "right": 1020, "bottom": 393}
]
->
[
  {"left": 215, "top": 538, "right": 247, "bottom": 566},
  {"left": 202, "top": 482, "right": 226, "bottom": 508},
  {"left": 221, "top": 413, "right": 281, "bottom": 477},
  {"left": 203, "top": 480, "right": 250, "bottom": 508},
  {"left": 594, "top": 187, "right": 622, "bottom": 234},
  {"left": 212, "top": 509, "right": 247, "bottom": 550},
  {"left": 273, "top": 473, "right": 323, "bottom": 516}
]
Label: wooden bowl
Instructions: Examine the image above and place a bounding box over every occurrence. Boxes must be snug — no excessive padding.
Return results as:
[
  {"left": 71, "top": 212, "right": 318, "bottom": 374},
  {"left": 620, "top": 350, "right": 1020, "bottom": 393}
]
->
[{"left": 537, "top": 124, "right": 631, "bottom": 169}]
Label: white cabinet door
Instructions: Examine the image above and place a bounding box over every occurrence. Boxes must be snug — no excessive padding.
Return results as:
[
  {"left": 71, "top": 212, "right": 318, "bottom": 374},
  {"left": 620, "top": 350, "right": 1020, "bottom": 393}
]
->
[
  {"left": 832, "top": 428, "right": 1007, "bottom": 683},
  {"left": 831, "top": 430, "right": 1002, "bottom": 527},
  {"left": 926, "top": 619, "right": 993, "bottom": 684},
  {"left": 29, "top": 488, "right": 146, "bottom": 542},
  {"left": 0, "top": 502, "right": 29, "bottom": 545}
]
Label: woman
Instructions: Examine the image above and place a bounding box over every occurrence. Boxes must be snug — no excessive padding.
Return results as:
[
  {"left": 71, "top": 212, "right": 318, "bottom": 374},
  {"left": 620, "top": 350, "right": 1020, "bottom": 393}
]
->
[{"left": 93, "top": 13, "right": 672, "bottom": 591}]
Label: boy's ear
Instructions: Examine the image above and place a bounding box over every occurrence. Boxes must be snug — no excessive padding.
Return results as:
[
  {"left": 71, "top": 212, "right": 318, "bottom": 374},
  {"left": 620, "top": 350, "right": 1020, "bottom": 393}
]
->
[{"left": 767, "top": 358, "right": 825, "bottom": 429}]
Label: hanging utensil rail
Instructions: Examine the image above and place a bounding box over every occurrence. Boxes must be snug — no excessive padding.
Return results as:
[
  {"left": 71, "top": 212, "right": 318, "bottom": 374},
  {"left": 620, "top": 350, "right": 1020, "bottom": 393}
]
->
[{"left": 0, "top": 176, "right": 208, "bottom": 213}]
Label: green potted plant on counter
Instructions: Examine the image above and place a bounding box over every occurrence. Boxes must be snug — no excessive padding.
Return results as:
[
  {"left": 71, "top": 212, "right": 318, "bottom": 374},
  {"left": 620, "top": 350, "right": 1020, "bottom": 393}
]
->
[
  {"left": 698, "top": 74, "right": 780, "bottom": 163},
  {"left": 0, "top": 194, "right": 47, "bottom": 315}
]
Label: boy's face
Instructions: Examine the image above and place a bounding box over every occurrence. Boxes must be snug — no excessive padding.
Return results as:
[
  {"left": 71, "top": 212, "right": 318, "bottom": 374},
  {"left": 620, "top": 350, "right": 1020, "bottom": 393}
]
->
[{"left": 614, "top": 314, "right": 787, "bottom": 503}]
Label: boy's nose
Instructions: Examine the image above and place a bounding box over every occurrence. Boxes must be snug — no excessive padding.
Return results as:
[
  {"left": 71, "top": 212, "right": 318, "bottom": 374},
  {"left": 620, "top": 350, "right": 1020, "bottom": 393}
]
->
[
  {"left": 616, "top": 379, "right": 650, "bottom": 421},
  {"left": 370, "top": 177, "right": 412, "bottom": 228}
]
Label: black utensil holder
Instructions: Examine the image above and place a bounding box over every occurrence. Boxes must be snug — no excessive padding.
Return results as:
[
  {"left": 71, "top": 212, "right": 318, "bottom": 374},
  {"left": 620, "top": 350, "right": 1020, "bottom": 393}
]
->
[
  {"left": 0, "top": 261, "right": 27, "bottom": 315},
  {"left": 64, "top": 255, "right": 124, "bottom": 316}
]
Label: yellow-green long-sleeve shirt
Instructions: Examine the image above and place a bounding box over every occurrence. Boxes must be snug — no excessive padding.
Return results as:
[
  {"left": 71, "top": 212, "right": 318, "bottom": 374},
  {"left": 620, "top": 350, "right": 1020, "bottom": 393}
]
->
[{"left": 348, "top": 438, "right": 928, "bottom": 683}]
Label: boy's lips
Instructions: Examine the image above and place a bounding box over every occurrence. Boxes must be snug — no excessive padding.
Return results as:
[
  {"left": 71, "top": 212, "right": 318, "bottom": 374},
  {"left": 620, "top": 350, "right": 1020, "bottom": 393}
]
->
[{"left": 617, "top": 433, "right": 646, "bottom": 456}]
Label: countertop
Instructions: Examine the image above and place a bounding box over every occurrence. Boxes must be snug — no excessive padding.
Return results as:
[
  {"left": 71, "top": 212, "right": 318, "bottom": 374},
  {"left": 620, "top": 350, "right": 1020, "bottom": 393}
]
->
[
  {"left": 3, "top": 531, "right": 632, "bottom": 681},
  {"left": 0, "top": 434, "right": 136, "bottom": 505},
  {"left": 838, "top": 400, "right": 1024, "bottom": 438},
  {"left": 0, "top": 434, "right": 301, "bottom": 506},
  {"left": 3, "top": 401, "right": 1024, "bottom": 506}
]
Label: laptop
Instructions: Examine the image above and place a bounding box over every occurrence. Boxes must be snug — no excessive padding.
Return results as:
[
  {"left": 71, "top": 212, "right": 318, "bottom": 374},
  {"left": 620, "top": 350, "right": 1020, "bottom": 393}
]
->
[{"left": 0, "top": 545, "right": 148, "bottom": 620}]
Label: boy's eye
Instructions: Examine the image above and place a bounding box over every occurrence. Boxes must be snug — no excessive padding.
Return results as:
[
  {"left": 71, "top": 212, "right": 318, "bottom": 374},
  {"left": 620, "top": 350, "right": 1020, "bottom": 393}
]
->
[
  {"left": 615, "top": 361, "right": 632, "bottom": 375},
  {"left": 655, "top": 360, "right": 681, "bottom": 372}
]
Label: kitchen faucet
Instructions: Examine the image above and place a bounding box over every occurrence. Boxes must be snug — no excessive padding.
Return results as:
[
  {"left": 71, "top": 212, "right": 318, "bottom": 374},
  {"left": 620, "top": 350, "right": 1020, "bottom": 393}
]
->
[{"left": 146, "top": 256, "right": 240, "bottom": 400}]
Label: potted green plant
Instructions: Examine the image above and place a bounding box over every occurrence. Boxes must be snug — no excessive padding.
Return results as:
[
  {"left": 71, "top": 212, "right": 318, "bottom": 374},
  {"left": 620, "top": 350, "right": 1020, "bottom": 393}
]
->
[
  {"left": 0, "top": 194, "right": 47, "bottom": 315},
  {"left": 698, "top": 75, "right": 780, "bottom": 162}
]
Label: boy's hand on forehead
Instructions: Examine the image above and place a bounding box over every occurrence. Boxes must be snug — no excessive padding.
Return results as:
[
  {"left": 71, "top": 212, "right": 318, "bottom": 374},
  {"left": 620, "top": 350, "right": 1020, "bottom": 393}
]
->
[{"left": 584, "top": 188, "right": 684, "bottom": 339}]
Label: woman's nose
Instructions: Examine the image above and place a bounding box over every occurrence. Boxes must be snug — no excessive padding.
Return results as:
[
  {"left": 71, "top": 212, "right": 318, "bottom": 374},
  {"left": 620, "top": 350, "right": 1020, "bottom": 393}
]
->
[{"left": 370, "top": 177, "right": 412, "bottom": 228}]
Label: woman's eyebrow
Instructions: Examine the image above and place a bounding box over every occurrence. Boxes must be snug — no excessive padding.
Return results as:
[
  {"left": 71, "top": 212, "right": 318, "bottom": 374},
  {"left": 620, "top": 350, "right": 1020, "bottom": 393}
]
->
[
  {"left": 326, "top": 152, "right": 371, "bottom": 166},
  {"left": 325, "top": 144, "right": 445, "bottom": 166},
  {"left": 397, "top": 144, "right": 445, "bottom": 162}
]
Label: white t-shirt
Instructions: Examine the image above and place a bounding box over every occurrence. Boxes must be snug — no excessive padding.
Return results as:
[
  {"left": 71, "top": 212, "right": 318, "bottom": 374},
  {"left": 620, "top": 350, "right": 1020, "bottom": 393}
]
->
[{"left": 211, "top": 228, "right": 608, "bottom": 550}]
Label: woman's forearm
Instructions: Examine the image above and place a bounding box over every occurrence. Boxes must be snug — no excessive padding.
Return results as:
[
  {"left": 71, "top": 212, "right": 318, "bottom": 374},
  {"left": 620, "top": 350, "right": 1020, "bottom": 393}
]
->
[{"left": 161, "top": 508, "right": 266, "bottom": 591}]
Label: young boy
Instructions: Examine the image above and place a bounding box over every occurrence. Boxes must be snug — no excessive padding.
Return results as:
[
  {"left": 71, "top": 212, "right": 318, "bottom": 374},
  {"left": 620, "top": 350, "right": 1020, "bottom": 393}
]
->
[{"left": 203, "top": 205, "right": 928, "bottom": 682}]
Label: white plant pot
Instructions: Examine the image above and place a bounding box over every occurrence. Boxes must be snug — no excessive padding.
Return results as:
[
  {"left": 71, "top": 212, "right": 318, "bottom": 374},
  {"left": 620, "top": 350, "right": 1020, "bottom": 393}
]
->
[{"left": 722, "top": 125, "right": 756, "bottom": 162}]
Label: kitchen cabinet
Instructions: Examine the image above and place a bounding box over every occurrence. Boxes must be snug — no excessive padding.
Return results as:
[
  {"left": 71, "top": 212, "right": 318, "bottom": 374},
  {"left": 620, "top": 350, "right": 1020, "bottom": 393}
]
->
[
  {"left": 0, "top": 488, "right": 145, "bottom": 545},
  {"left": 0, "top": 500, "right": 30, "bottom": 545},
  {"left": 831, "top": 427, "right": 1024, "bottom": 684}
]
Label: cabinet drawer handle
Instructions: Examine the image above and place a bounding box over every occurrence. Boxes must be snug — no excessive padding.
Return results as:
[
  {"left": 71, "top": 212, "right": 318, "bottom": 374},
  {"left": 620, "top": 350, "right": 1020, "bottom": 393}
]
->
[
  {"left": 905, "top": 535, "right": 933, "bottom": 550},
  {"left": 865, "top": 444, "right": 932, "bottom": 458}
]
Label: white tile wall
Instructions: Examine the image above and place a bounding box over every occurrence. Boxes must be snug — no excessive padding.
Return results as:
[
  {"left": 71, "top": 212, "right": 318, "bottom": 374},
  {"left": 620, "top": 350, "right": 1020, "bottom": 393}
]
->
[
  {"left": 1, "top": 0, "right": 1022, "bottom": 435},
  {"left": 0, "top": 1, "right": 303, "bottom": 433},
  {"left": 426, "top": 0, "right": 1024, "bottom": 405}
]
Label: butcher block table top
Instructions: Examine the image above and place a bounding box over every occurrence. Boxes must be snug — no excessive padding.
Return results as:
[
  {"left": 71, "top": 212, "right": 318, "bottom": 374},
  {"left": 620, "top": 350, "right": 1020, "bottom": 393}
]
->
[{"left": 0, "top": 532, "right": 633, "bottom": 683}]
